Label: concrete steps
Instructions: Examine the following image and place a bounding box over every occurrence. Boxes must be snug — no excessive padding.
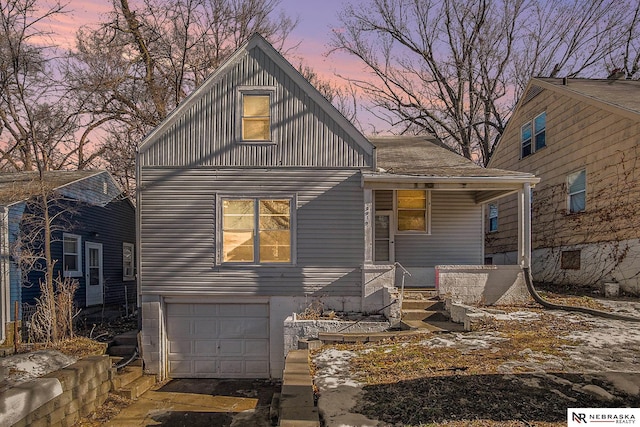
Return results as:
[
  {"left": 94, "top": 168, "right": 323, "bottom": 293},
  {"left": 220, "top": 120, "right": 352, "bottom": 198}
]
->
[
  {"left": 108, "top": 331, "right": 156, "bottom": 400},
  {"left": 400, "top": 289, "right": 463, "bottom": 332},
  {"left": 107, "top": 330, "right": 138, "bottom": 358},
  {"left": 112, "top": 374, "right": 157, "bottom": 400}
]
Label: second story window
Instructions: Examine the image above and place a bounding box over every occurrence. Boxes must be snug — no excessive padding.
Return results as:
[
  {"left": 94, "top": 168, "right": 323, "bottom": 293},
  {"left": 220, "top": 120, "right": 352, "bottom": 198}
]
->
[
  {"left": 568, "top": 169, "right": 586, "bottom": 213},
  {"left": 521, "top": 112, "right": 546, "bottom": 158}
]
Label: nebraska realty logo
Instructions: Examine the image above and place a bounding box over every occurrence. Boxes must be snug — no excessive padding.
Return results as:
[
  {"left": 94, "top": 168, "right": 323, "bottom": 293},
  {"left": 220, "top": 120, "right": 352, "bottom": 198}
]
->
[{"left": 568, "top": 409, "right": 639, "bottom": 425}]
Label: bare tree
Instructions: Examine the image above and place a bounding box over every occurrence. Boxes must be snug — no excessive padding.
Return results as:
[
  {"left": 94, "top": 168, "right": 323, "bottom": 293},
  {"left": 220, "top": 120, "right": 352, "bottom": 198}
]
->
[
  {"left": 329, "top": 0, "right": 640, "bottom": 165},
  {"left": 298, "top": 63, "right": 361, "bottom": 127},
  {"left": 0, "top": 0, "right": 103, "bottom": 172},
  {"left": 67, "top": 0, "right": 298, "bottom": 193}
]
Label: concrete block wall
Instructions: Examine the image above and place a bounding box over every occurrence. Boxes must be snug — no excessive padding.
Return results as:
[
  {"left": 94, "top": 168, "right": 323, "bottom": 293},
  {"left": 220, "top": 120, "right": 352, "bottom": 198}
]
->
[
  {"left": 1, "top": 355, "right": 111, "bottom": 427},
  {"left": 437, "top": 265, "right": 531, "bottom": 305},
  {"left": 283, "top": 316, "right": 389, "bottom": 356}
]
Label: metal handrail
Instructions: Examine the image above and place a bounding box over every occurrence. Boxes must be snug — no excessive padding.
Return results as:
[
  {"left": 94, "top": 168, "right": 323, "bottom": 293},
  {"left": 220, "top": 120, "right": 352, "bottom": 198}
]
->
[{"left": 394, "top": 262, "right": 412, "bottom": 312}]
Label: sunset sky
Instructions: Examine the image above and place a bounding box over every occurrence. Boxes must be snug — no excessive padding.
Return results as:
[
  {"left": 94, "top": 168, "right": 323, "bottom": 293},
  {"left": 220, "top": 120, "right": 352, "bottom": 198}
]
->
[
  {"left": 47, "top": 0, "right": 381, "bottom": 130},
  {"left": 51, "top": 0, "right": 359, "bottom": 82}
]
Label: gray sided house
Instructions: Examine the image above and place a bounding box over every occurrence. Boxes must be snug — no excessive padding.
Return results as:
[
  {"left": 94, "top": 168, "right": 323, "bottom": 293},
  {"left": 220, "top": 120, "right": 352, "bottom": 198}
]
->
[
  {"left": 0, "top": 171, "right": 136, "bottom": 344},
  {"left": 138, "top": 34, "right": 538, "bottom": 380}
]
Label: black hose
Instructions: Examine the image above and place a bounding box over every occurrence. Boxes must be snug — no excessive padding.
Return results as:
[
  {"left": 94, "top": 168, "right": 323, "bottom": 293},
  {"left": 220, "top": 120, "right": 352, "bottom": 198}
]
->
[
  {"left": 113, "top": 347, "right": 140, "bottom": 369},
  {"left": 523, "top": 267, "right": 640, "bottom": 322}
]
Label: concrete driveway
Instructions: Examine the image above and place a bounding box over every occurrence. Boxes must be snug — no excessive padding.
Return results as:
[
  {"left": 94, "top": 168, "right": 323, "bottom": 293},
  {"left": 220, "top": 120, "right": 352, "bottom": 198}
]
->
[{"left": 105, "top": 378, "right": 280, "bottom": 427}]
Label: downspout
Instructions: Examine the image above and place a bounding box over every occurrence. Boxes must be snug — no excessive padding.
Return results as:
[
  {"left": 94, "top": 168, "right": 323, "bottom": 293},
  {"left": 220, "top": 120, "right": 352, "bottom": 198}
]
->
[
  {"left": 523, "top": 267, "right": 640, "bottom": 322},
  {"left": 519, "top": 184, "right": 639, "bottom": 322}
]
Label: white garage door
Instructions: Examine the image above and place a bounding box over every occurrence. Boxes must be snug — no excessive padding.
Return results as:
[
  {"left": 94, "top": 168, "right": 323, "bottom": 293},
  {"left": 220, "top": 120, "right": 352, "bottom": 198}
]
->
[{"left": 166, "top": 303, "right": 269, "bottom": 378}]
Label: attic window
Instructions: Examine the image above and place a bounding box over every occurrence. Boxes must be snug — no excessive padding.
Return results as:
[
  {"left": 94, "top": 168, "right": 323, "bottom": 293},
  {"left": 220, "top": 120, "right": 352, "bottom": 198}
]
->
[{"left": 237, "top": 86, "right": 276, "bottom": 143}]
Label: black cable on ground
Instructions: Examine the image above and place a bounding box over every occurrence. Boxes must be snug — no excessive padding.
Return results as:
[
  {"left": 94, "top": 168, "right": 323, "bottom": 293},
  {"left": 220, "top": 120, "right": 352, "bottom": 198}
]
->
[{"left": 523, "top": 267, "right": 640, "bottom": 322}]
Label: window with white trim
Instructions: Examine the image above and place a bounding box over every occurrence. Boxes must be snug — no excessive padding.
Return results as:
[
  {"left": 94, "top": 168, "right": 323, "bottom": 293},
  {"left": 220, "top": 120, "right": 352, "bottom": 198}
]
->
[
  {"left": 63, "top": 233, "right": 82, "bottom": 277},
  {"left": 396, "top": 190, "right": 429, "bottom": 233},
  {"left": 237, "top": 87, "right": 275, "bottom": 142},
  {"left": 568, "top": 169, "right": 586, "bottom": 213},
  {"left": 488, "top": 203, "right": 498, "bottom": 232},
  {"left": 221, "top": 197, "right": 292, "bottom": 264},
  {"left": 123, "top": 242, "right": 135, "bottom": 281},
  {"left": 521, "top": 112, "right": 546, "bottom": 158}
]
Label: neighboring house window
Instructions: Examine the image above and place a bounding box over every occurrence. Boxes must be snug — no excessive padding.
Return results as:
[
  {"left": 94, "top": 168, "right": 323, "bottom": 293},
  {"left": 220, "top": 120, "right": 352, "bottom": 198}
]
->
[
  {"left": 521, "top": 112, "right": 546, "bottom": 158},
  {"left": 396, "top": 190, "right": 429, "bottom": 233},
  {"left": 568, "top": 169, "right": 586, "bottom": 213},
  {"left": 63, "top": 233, "right": 82, "bottom": 277},
  {"left": 561, "top": 250, "right": 581, "bottom": 270},
  {"left": 237, "top": 87, "right": 275, "bottom": 142},
  {"left": 221, "top": 198, "right": 292, "bottom": 264},
  {"left": 123, "top": 242, "right": 135, "bottom": 281},
  {"left": 488, "top": 204, "right": 498, "bottom": 232}
]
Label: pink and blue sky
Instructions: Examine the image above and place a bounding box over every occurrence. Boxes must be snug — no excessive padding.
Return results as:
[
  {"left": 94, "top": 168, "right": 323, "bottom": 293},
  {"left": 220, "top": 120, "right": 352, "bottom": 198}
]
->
[{"left": 51, "top": 0, "right": 360, "bottom": 82}]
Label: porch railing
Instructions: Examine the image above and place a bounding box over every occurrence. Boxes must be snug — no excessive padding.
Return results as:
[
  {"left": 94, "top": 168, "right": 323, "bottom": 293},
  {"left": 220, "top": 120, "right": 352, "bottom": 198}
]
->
[{"left": 394, "top": 262, "right": 412, "bottom": 310}]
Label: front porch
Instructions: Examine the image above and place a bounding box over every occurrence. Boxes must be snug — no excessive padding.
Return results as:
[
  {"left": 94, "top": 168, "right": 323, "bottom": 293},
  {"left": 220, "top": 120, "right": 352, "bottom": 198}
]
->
[{"left": 361, "top": 136, "right": 540, "bottom": 314}]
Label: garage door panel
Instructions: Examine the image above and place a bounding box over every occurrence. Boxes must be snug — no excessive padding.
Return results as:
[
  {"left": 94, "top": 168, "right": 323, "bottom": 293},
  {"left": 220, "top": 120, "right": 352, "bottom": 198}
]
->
[
  {"left": 219, "top": 360, "right": 243, "bottom": 375},
  {"left": 194, "top": 340, "right": 219, "bottom": 354},
  {"left": 219, "top": 340, "right": 243, "bottom": 355},
  {"left": 168, "top": 340, "right": 192, "bottom": 355},
  {"left": 218, "top": 319, "right": 245, "bottom": 338},
  {"left": 246, "top": 361, "right": 269, "bottom": 375},
  {"left": 194, "top": 321, "right": 219, "bottom": 337},
  {"left": 243, "top": 319, "right": 269, "bottom": 337},
  {"left": 168, "top": 360, "right": 192, "bottom": 375},
  {"left": 167, "top": 318, "right": 191, "bottom": 336},
  {"left": 194, "top": 304, "right": 218, "bottom": 316},
  {"left": 245, "top": 340, "right": 268, "bottom": 355},
  {"left": 166, "top": 302, "right": 269, "bottom": 378},
  {"left": 166, "top": 303, "right": 192, "bottom": 316},
  {"left": 195, "top": 361, "right": 218, "bottom": 374}
]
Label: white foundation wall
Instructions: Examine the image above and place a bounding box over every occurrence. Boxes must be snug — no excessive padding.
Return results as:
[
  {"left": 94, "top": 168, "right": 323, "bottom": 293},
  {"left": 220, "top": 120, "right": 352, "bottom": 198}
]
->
[
  {"left": 489, "top": 239, "right": 640, "bottom": 295},
  {"left": 436, "top": 265, "right": 530, "bottom": 305},
  {"left": 141, "top": 294, "right": 363, "bottom": 380}
]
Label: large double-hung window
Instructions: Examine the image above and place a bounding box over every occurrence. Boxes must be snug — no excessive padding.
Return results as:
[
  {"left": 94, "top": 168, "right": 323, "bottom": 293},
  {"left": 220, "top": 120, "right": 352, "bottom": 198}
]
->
[{"left": 221, "top": 198, "right": 292, "bottom": 264}]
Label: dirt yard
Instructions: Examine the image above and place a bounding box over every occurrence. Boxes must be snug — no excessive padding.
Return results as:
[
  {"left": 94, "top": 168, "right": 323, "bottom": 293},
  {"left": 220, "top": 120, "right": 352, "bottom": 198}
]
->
[{"left": 313, "top": 298, "right": 640, "bottom": 426}]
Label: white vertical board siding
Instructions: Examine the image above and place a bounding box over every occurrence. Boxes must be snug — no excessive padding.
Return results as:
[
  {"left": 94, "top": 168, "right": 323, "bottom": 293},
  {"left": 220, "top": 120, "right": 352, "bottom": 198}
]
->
[
  {"left": 394, "top": 191, "right": 483, "bottom": 266},
  {"left": 139, "top": 168, "right": 364, "bottom": 297}
]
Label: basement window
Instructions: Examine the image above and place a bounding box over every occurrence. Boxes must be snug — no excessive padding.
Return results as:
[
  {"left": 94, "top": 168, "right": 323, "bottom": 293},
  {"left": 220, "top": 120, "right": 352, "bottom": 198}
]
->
[{"left": 561, "top": 250, "right": 581, "bottom": 270}]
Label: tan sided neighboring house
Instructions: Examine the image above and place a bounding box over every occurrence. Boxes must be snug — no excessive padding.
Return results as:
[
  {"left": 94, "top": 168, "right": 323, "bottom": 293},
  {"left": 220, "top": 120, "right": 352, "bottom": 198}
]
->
[{"left": 486, "top": 77, "right": 640, "bottom": 295}]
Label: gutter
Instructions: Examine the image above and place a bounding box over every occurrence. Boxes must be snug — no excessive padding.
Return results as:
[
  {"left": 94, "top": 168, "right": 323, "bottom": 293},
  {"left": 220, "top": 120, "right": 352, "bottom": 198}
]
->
[{"left": 362, "top": 173, "right": 540, "bottom": 185}]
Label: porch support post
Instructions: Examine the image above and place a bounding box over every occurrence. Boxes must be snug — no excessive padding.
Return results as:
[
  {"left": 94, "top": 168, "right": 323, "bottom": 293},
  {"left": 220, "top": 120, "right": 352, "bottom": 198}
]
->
[
  {"left": 363, "top": 188, "right": 373, "bottom": 264},
  {"left": 517, "top": 183, "right": 532, "bottom": 268}
]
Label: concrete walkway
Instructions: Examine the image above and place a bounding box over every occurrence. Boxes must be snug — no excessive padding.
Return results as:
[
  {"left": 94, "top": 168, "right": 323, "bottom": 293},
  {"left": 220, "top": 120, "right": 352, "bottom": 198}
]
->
[{"left": 105, "top": 378, "right": 279, "bottom": 427}]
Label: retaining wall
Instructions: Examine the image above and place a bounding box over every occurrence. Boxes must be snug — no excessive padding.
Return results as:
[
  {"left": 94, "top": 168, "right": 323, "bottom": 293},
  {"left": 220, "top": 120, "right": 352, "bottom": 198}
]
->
[
  {"left": 283, "top": 316, "right": 390, "bottom": 356},
  {"left": 0, "top": 355, "right": 111, "bottom": 427}
]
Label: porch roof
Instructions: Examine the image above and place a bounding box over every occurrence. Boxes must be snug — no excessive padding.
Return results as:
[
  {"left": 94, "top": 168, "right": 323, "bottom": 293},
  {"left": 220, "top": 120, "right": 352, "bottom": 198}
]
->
[{"left": 364, "top": 136, "right": 539, "bottom": 203}]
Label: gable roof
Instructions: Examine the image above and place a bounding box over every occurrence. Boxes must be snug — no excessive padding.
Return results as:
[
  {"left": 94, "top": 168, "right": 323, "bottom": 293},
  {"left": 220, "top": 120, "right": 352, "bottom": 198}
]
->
[
  {"left": 138, "top": 33, "right": 374, "bottom": 159},
  {"left": 525, "top": 78, "right": 640, "bottom": 120},
  {"left": 0, "top": 170, "right": 123, "bottom": 207},
  {"left": 488, "top": 78, "right": 640, "bottom": 169},
  {"left": 370, "top": 136, "right": 537, "bottom": 180}
]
